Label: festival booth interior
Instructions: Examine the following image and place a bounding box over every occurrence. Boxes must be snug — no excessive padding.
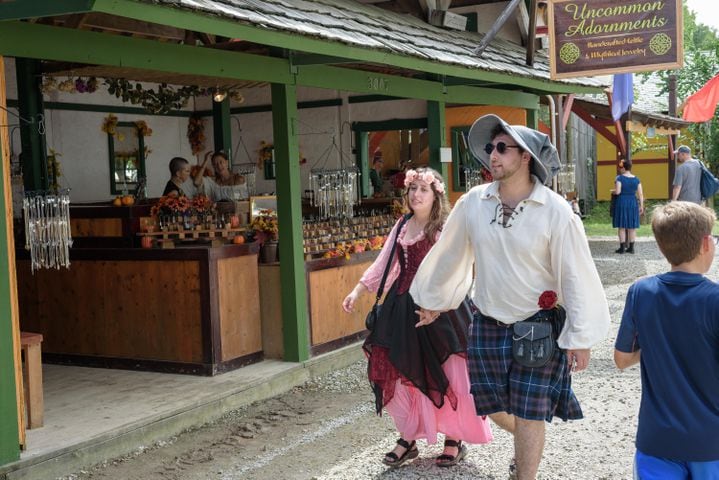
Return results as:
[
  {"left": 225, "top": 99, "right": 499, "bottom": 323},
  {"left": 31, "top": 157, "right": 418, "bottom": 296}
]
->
[{"left": 0, "top": 0, "right": 606, "bottom": 471}]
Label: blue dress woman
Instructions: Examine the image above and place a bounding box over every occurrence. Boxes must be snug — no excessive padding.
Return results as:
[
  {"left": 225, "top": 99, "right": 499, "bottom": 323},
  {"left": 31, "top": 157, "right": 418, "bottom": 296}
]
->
[{"left": 612, "top": 161, "right": 644, "bottom": 254}]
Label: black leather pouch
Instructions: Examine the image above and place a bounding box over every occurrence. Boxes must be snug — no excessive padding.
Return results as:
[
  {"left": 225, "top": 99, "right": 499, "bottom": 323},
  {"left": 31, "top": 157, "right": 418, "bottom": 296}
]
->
[{"left": 512, "top": 320, "right": 555, "bottom": 368}]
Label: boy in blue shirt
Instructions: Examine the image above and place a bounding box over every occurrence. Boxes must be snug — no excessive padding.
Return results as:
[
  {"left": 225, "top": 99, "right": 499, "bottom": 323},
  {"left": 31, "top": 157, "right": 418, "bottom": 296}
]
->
[{"left": 615, "top": 201, "right": 719, "bottom": 479}]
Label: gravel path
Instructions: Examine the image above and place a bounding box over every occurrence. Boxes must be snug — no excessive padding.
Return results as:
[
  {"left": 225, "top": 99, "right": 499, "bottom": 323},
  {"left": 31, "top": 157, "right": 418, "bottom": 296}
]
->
[{"left": 65, "top": 238, "right": 692, "bottom": 480}]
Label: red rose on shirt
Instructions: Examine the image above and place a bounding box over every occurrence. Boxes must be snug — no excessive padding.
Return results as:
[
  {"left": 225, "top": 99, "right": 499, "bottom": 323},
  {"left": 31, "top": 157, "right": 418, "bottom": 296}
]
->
[{"left": 538, "top": 290, "right": 558, "bottom": 310}]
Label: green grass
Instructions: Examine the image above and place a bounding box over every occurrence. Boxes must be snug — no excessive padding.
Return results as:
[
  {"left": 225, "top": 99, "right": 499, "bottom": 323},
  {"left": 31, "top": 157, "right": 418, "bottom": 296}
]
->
[{"left": 582, "top": 200, "right": 719, "bottom": 236}]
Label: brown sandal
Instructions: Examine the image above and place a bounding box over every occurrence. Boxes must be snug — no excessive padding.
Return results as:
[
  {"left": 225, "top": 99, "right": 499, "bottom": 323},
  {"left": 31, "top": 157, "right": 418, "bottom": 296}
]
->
[
  {"left": 382, "top": 438, "right": 418, "bottom": 467},
  {"left": 436, "top": 439, "right": 467, "bottom": 467}
]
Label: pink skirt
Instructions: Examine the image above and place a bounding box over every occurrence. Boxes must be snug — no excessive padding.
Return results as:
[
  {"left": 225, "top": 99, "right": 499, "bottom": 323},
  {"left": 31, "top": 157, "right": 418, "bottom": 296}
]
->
[{"left": 384, "top": 354, "right": 493, "bottom": 445}]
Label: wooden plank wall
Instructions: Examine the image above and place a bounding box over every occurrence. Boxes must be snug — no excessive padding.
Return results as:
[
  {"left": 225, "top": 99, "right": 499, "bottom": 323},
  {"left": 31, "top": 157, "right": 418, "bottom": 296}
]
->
[
  {"left": 17, "top": 260, "right": 204, "bottom": 362},
  {"left": 217, "top": 255, "right": 262, "bottom": 361},
  {"left": 70, "top": 218, "right": 123, "bottom": 237},
  {"left": 258, "top": 265, "right": 283, "bottom": 359},
  {"left": 308, "top": 261, "right": 374, "bottom": 346}
]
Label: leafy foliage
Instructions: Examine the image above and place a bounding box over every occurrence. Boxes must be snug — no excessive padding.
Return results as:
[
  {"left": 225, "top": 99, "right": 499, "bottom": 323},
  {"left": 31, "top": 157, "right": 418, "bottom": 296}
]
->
[{"left": 640, "top": 3, "right": 719, "bottom": 167}]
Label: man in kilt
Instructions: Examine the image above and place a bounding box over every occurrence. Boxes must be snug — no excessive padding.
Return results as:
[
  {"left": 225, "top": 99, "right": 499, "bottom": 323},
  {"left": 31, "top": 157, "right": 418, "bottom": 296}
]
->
[{"left": 411, "top": 114, "right": 610, "bottom": 479}]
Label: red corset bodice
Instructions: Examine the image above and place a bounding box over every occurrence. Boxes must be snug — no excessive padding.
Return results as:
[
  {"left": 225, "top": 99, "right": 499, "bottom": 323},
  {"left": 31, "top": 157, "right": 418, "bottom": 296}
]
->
[{"left": 396, "top": 236, "right": 433, "bottom": 294}]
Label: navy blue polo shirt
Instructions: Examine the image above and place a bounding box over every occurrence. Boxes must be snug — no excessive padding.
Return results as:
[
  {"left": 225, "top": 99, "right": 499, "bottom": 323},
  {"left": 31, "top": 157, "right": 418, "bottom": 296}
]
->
[{"left": 616, "top": 272, "right": 719, "bottom": 462}]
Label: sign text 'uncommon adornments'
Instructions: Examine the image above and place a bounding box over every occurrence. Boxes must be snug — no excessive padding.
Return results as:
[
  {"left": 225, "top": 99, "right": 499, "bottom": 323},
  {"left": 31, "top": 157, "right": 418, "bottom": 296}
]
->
[{"left": 548, "top": 0, "right": 683, "bottom": 79}]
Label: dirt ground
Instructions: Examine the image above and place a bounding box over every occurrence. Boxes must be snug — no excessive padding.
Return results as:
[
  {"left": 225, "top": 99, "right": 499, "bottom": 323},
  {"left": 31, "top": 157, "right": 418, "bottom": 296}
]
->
[{"left": 62, "top": 240, "right": 673, "bottom": 480}]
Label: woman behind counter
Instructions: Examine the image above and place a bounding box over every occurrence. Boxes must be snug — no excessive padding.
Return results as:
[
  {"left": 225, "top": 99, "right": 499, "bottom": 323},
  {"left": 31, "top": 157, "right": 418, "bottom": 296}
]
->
[{"left": 207, "top": 151, "right": 249, "bottom": 200}]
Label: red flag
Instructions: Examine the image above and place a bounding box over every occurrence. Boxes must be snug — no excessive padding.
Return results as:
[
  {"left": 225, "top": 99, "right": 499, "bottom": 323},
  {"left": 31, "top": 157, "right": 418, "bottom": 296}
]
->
[{"left": 682, "top": 74, "right": 719, "bottom": 122}]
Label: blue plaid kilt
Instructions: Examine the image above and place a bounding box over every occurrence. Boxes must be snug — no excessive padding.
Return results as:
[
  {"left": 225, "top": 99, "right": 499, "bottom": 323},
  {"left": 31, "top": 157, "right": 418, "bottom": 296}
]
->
[{"left": 467, "top": 311, "right": 583, "bottom": 422}]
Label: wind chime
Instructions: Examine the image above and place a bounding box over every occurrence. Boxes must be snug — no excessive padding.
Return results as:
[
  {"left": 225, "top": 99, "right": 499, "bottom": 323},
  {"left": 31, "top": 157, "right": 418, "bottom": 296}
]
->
[
  {"left": 233, "top": 163, "right": 257, "bottom": 197},
  {"left": 455, "top": 129, "right": 487, "bottom": 192},
  {"left": 309, "top": 136, "right": 360, "bottom": 220},
  {"left": 231, "top": 117, "right": 258, "bottom": 197},
  {"left": 23, "top": 189, "right": 73, "bottom": 272},
  {"left": 464, "top": 168, "right": 485, "bottom": 192},
  {"left": 309, "top": 167, "right": 359, "bottom": 219}
]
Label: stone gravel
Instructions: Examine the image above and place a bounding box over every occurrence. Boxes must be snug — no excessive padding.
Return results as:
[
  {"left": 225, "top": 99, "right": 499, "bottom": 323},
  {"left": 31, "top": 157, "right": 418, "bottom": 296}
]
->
[{"left": 67, "top": 237, "right": 707, "bottom": 480}]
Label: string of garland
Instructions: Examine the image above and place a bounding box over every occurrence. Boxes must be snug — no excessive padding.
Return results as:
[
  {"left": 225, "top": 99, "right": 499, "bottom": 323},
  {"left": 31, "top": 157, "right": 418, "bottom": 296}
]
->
[
  {"left": 105, "top": 79, "right": 203, "bottom": 114},
  {"left": 43, "top": 76, "right": 244, "bottom": 115}
]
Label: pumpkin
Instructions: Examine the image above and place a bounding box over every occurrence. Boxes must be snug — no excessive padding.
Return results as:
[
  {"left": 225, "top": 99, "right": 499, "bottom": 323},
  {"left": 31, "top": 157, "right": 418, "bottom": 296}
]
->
[
  {"left": 141, "top": 236, "right": 153, "bottom": 249},
  {"left": 112, "top": 197, "right": 123, "bottom": 207},
  {"left": 232, "top": 235, "right": 245, "bottom": 245},
  {"left": 121, "top": 195, "right": 135, "bottom": 206}
]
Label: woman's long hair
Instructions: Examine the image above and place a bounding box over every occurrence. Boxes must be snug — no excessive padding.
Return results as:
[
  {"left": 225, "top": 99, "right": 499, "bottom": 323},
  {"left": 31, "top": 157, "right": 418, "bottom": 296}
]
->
[{"left": 402, "top": 166, "right": 450, "bottom": 243}]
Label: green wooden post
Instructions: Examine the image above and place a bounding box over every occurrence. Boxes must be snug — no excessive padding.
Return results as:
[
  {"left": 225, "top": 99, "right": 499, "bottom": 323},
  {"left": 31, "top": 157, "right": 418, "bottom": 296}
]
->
[
  {"left": 355, "top": 130, "right": 369, "bottom": 197},
  {"left": 526, "top": 106, "right": 539, "bottom": 129},
  {"left": 15, "top": 57, "right": 47, "bottom": 191},
  {"left": 212, "top": 97, "right": 232, "bottom": 160},
  {"left": 271, "top": 83, "right": 309, "bottom": 362},
  {"left": 0, "top": 135, "right": 20, "bottom": 465},
  {"left": 427, "top": 100, "right": 448, "bottom": 179}
]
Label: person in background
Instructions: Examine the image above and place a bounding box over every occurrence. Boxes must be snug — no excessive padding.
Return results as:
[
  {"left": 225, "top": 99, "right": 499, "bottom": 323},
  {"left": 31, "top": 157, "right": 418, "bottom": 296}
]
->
[
  {"left": 612, "top": 160, "right": 644, "bottom": 254},
  {"left": 209, "top": 150, "right": 248, "bottom": 200},
  {"left": 411, "top": 114, "right": 610, "bottom": 480},
  {"left": 369, "top": 153, "right": 385, "bottom": 197},
  {"left": 672, "top": 145, "right": 702, "bottom": 204},
  {"left": 615, "top": 201, "right": 719, "bottom": 479},
  {"left": 342, "top": 167, "right": 492, "bottom": 469},
  {"left": 162, "top": 157, "right": 192, "bottom": 197}
]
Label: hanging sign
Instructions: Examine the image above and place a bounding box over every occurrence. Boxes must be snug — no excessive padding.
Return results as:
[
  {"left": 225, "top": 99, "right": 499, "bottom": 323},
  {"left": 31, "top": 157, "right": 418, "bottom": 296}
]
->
[{"left": 548, "top": 0, "right": 683, "bottom": 79}]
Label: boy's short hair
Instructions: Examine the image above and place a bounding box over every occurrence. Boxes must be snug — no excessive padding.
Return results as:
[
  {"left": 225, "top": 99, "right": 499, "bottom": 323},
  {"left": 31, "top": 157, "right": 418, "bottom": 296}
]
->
[
  {"left": 652, "top": 202, "right": 716, "bottom": 265},
  {"left": 169, "top": 156, "right": 189, "bottom": 176}
]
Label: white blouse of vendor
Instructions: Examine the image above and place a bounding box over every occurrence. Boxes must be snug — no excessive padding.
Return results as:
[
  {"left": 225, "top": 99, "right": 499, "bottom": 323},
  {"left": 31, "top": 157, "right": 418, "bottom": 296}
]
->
[
  {"left": 409, "top": 176, "right": 610, "bottom": 350},
  {"left": 190, "top": 177, "right": 249, "bottom": 201}
]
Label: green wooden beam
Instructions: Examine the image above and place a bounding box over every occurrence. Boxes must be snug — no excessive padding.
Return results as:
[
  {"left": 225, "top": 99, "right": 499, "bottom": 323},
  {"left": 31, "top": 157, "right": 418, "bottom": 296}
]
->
[
  {"left": 290, "top": 53, "right": 356, "bottom": 66},
  {"left": 0, "top": 0, "right": 94, "bottom": 20},
  {"left": 195, "top": 98, "right": 343, "bottom": 117},
  {"left": 271, "top": 83, "right": 309, "bottom": 362},
  {"left": 0, "top": 21, "right": 293, "bottom": 85},
  {"left": 356, "top": 130, "right": 369, "bottom": 197},
  {"left": 427, "top": 100, "right": 447, "bottom": 178},
  {"left": 347, "top": 95, "right": 403, "bottom": 104},
  {"left": 212, "top": 97, "right": 232, "bottom": 157},
  {"left": 90, "top": 0, "right": 603, "bottom": 95},
  {"left": 16, "top": 58, "right": 47, "bottom": 191},
  {"left": 352, "top": 118, "right": 428, "bottom": 132},
  {"left": 0, "top": 134, "right": 20, "bottom": 465},
  {"left": 7, "top": 99, "right": 193, "bottom": 117},
  {"left": 526, "top": 107, "right": 539, "bottom": 129}
]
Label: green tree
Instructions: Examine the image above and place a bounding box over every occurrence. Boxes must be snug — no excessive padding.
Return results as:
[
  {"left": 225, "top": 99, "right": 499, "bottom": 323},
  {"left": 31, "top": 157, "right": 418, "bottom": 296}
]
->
[{"left": 642, "top": 2, "right": 719, "bottom": 166}]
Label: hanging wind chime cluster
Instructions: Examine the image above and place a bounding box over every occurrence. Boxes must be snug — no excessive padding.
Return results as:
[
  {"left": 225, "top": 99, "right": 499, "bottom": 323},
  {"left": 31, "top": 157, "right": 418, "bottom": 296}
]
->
[
  {"left": 23, "top": 190, "right": 73, "bottom": 272},
  {"left": 464, "top": 168, "right": 485, "bottom": 192},
  {"left": 233, "top": 163, "right": 257, "bottom": 197},
  {"left": 309, "top": 168, "right": 359, "bottom": 220},
  {"left": 308, "top": 136, "right": 360, "bottom": 220}
]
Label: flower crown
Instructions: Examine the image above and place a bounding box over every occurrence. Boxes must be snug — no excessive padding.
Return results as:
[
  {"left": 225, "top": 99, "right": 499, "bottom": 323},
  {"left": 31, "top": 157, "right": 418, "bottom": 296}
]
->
[{"left": 403, "top": 169, "right": 445, "bottom": 194}]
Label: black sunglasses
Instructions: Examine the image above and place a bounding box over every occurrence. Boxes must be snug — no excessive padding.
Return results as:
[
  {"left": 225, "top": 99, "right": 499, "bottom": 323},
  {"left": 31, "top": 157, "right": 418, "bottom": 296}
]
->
[{"left": 484, "top": 142, "right": 521, "bottom": 155}]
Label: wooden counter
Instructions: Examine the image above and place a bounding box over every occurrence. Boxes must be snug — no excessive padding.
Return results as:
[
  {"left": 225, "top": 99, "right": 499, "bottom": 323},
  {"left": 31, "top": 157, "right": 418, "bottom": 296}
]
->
[
  {"left": 16, "top": 244, "right": 261, "bottom": 375},
  {"left": 260, "top": 251, "right": 378, "bottom": 358},
  {"left": 69, "top": 203, "right": 153, "bottom": 248}
]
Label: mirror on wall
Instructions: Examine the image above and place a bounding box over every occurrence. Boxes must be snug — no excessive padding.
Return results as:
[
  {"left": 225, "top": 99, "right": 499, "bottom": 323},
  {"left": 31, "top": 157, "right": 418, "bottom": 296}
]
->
[{"left": 108, "top": 122, "right": 147, "bottom": 195}]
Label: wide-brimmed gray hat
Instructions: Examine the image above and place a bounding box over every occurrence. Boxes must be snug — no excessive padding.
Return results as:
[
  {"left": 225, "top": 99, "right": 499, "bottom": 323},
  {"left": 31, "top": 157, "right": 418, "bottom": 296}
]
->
[{"left": 467, "top": 114, "right": 561, "bottom": 185}]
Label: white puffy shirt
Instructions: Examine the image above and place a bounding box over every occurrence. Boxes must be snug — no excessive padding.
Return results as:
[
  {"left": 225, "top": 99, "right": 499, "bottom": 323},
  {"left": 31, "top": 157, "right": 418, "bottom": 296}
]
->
[{"left": 409, "top": 177, "right": 610, "bottom": 350}]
